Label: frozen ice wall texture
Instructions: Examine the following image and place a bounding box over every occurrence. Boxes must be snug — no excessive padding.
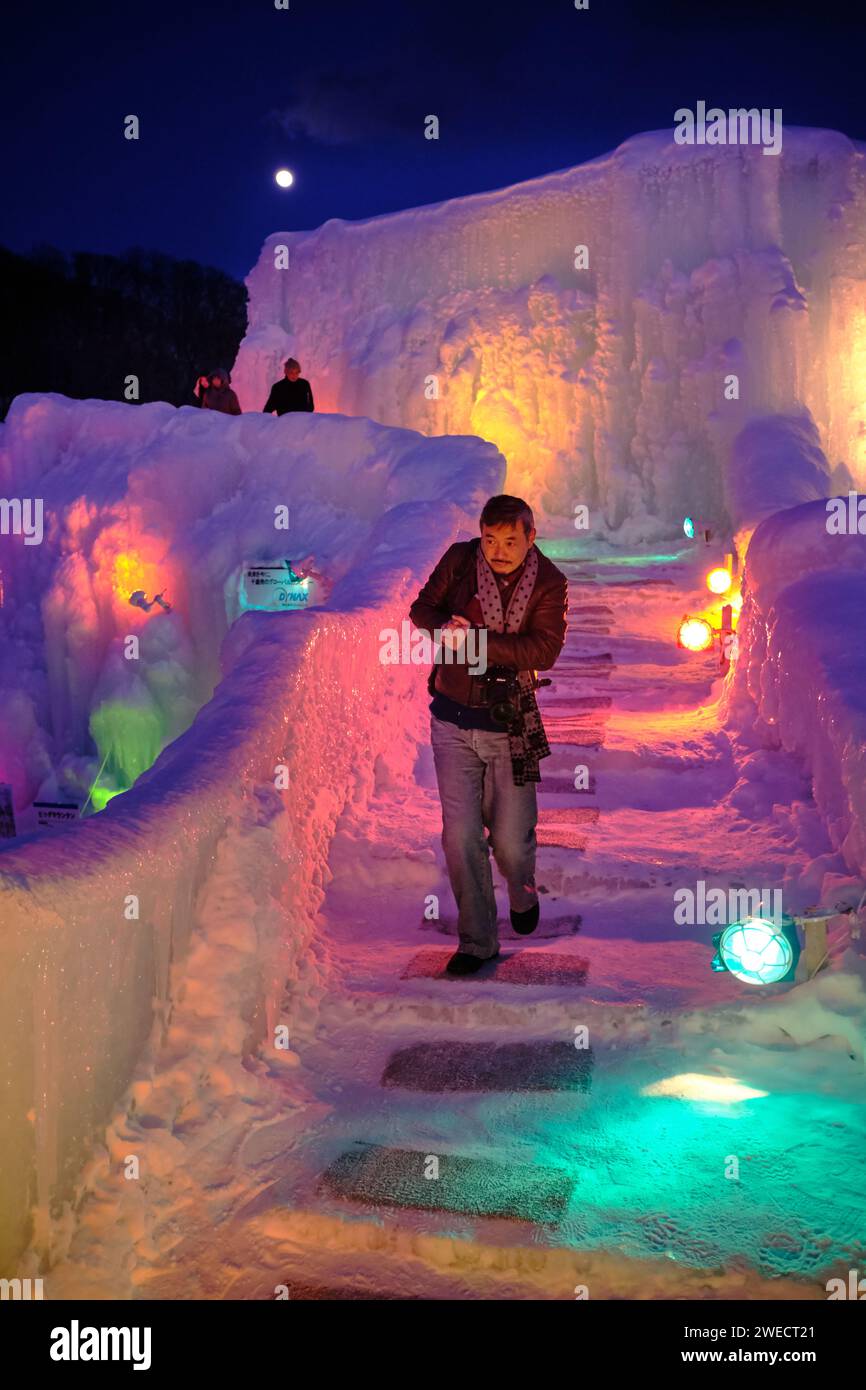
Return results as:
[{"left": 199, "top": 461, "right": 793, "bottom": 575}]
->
[
  {"left": 235, "top": 128, "right": 866, "bottom": 537},
  {"left": 0, "top": 397, "right": 503, "bottom": 1274},
  {"left": 732, "top": 492, "right": 866, "bottom": 875},
  {"left": 0, "top": 395, "right": 502, "bottom": 812}
]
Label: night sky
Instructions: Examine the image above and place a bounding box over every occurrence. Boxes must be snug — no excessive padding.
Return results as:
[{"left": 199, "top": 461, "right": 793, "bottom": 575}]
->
[{"left": 1, "top": 0, "right": 862, "bottom": 280}]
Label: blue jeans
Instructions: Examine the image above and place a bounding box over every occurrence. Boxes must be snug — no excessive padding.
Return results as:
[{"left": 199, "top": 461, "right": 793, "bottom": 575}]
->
[{"left": 430, "top": 714, "right": 539, "bottom": 958}]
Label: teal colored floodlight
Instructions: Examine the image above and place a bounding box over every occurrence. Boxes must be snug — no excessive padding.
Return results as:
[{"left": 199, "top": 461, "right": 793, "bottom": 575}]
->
[
  {"left": 683, "top": 516, "right": 696, "bottom": 539},
  {"left": 711, "top": 916, "right": 800, "bottom": 985}
]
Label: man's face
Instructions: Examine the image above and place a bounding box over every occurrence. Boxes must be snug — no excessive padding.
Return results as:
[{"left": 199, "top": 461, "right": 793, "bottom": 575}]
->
[
  {"left": 480, "top": 522, "right": 535, "bottom": 574},
  {"left": 210, "top": 375, "right": 225, "bottom": 390},
  {"left": 285, "top": 365, "right": 300, "bottom": 381}
]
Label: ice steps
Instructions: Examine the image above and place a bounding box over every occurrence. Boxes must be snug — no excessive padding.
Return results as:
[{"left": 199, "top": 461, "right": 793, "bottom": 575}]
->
[
  {"left": 380, "top": 1039, "right": 594, "bottom": 1093},
  {"left": 422, "top": 909, "right": 583, "bottom": 941},
  {"left": 402, "top": 947, "right": 589, "bottom": 987},
  {"left": 320, "top": 1142, "right": 576, "bottom": 1224},
  {"left": 303, "top": 553, "right": 619, "bottom": 1265},
  {"left": 543, "top": 719, "right": 608, "bottom": 747},
  {"left": 537, "top": 804, "right": 600, "bottom": 849}
]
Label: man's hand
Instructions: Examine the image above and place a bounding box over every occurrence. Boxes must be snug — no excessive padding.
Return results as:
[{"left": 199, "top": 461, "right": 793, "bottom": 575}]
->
[{"left": 439, "top": 614, "right": 470, "bottom": 649}]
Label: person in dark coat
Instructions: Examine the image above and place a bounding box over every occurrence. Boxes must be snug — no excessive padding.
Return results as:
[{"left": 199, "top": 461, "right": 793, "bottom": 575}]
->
[
  {"left": 409, "top": 495, "right": 569, "bottom": 976},
  {"left": 194, "top": 367, "right": 242, "bottom": 415},
  {"left": 263, "top": 358, "right": 315, "bottom": 415}
]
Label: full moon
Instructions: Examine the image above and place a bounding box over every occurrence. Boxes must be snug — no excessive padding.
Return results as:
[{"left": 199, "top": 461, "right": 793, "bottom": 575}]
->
[{"left": 275, "top": 168, "right": 294, "bottom": 188}]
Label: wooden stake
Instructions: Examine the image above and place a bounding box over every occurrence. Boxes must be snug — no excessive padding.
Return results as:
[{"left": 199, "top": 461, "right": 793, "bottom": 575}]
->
[{"left": 803, "top": 917, "right": 829, "bottom": 978}]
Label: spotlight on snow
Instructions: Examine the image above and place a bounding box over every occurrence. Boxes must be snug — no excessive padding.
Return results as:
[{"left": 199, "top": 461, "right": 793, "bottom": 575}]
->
[
  {"left": 275, "top": 168, "right": 294, "bottom": 188},
  {"left": 677, "top": 616, "right": 714, "bottom": 652},
  {"left": 641, "top": 1073, "right": 768, "bottom": 1102},
  {"left": 706, "top": 567, "right": 732, "bottom": 595},
  {"left": 711, "top": 916, "right": 800, "bottom": 985},
  {"left": 683, "top": 516, "right": 695, "bottom": 539}
]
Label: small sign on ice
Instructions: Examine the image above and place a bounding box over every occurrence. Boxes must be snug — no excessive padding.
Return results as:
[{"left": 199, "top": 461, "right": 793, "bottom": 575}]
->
[
  {"left": 238, "top": 560, "right": 310, "bottom": 612},
  {"left": 35, "top": 801, "right": 79, "bottom": 827}
]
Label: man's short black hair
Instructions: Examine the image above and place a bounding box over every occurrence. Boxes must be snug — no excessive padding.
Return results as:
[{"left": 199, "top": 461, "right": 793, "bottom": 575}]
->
[{"left": 480, "top": 495, "right": 535, "bottom": 537}]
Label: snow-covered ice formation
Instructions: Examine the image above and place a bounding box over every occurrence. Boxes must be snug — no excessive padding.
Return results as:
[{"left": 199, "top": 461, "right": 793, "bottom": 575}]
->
[
  {"left": 0, "top": 394, "right": 503, "bottom": 1271},
  {"left": 0, "top": 395, "right": 500, "bottom": 817},
  {"left": 732, "top": 494, "right": 866, "bottom": 877},
  {"left": 234, "top": 127, "right": 866, "bottom": 537},
  {"left": 3, "top": 126, "right": 866, "bottom": 1293},
  {"left": 725, "top": 412, "right": 831, "bottom": 552},
  {"left": 708, "top": 409, "right": 866, "bottom": 877}
]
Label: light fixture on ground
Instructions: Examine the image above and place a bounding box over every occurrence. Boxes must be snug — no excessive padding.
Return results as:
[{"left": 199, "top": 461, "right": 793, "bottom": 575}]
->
[
  {"left": 710, "top": 901, "right": 864, "bottom": 985},
  {"left": 682, "top": 515, "right": 713, "bottom": 543},
  {"left": 677, "top": 602, "right": 737, "bottom": 672},
  {"left": 677, "top": 616, "right": 714, "bottom": 652},
  {"left": 706, "top": 566, "right": 732, "bottom": 595},
  {"left": 711, "top": 915, "right": 800, "bottom": 985}
]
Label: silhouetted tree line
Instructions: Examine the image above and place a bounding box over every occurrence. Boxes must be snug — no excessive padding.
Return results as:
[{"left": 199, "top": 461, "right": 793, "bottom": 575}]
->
[{"left": 0, "top": 244, "right": 247, "bottom": 420}]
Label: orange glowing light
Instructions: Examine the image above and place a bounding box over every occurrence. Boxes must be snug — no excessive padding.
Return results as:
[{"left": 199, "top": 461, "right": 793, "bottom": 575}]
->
[
  {"left": 678, "top": 617, "right": 714, "bottom": 652},
  {"left": 92, "top": 525, "right": 172, "bottom": 624},
  {"left": 706, "top": 567, "right": 732, "bottom": 595},
  {"left": 113, "top": 550, "right": 147, "bottom": 599}
]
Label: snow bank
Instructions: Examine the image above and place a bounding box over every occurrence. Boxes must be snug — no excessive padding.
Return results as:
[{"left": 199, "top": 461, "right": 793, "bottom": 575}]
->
[
  {"left": 0, "top": 394, "right": 499, "bottom": 815},
  {"left": 725, "top": 412, "right": 831, "bottom": 552},
  {"left": 235, "top": 127, "right": 866, "bottom": 536},
  {"left": 0, "top": 395, "right": 503, "bottom": 1273},
  {"left": 732, "top": 493, "right": 866, "bottom": 875}
]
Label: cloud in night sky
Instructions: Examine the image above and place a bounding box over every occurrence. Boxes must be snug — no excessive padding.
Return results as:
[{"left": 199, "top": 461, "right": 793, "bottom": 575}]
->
[{"left": 272, "top": 68, "right": 417, "bottom": 144}]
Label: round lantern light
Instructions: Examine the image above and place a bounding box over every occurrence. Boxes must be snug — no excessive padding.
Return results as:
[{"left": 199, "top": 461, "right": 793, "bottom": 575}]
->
[
  {"left": 711, "top": 916, "right": 800, "bottom": 985},
  {"left": 706, "top": 567, "right": 732, "bottom": 595},
  {"left": 678, "top": 616, "right": 714, "bottom": 652}
]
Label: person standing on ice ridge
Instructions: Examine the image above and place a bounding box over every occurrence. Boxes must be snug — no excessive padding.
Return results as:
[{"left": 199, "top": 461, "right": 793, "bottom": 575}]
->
[
  {"left": 262, "top": 357, "right": 315, "bottom": 415},
  {"left": 194, "top": 367, "right": 242, "bottom": 415},
  {"left": 409, "top": 495, "right": 568, "bottom": 976}
]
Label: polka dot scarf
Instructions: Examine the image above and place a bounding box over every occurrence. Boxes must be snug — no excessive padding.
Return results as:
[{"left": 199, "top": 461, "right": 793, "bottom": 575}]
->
[{"left": 476, "top": 542, "right": 551, "bottom": 784}]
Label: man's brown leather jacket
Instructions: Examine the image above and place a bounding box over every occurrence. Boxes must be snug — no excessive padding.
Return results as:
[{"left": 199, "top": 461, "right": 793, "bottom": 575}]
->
[{"left": 409, "top": 538, "right": 569, "bottom": 704}]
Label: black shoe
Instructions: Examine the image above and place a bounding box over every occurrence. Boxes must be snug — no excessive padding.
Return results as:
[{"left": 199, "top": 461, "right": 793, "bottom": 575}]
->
[
  {"left": 510, "top": 902, "right": 540, "bottom": 935},
  {"left": 445, "top": 950, "right": 500, "bottom": 976}
]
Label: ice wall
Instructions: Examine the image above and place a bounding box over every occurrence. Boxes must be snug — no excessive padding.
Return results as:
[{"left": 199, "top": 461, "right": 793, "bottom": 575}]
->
[
  {"left": 731, "top": 492, "right": 866, "bottom": 876},
  {"left": 0, "top": 397, "right": 503, "bottom": 1273},
  {"left": 0, "top": 395, "right": 500, "bottom": 816},
  {"left": 725, "top": 411, "right": 831, "bottom": 554},
  {"left": 235, "top": 127, "right": 866, "bottom": 537}
]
